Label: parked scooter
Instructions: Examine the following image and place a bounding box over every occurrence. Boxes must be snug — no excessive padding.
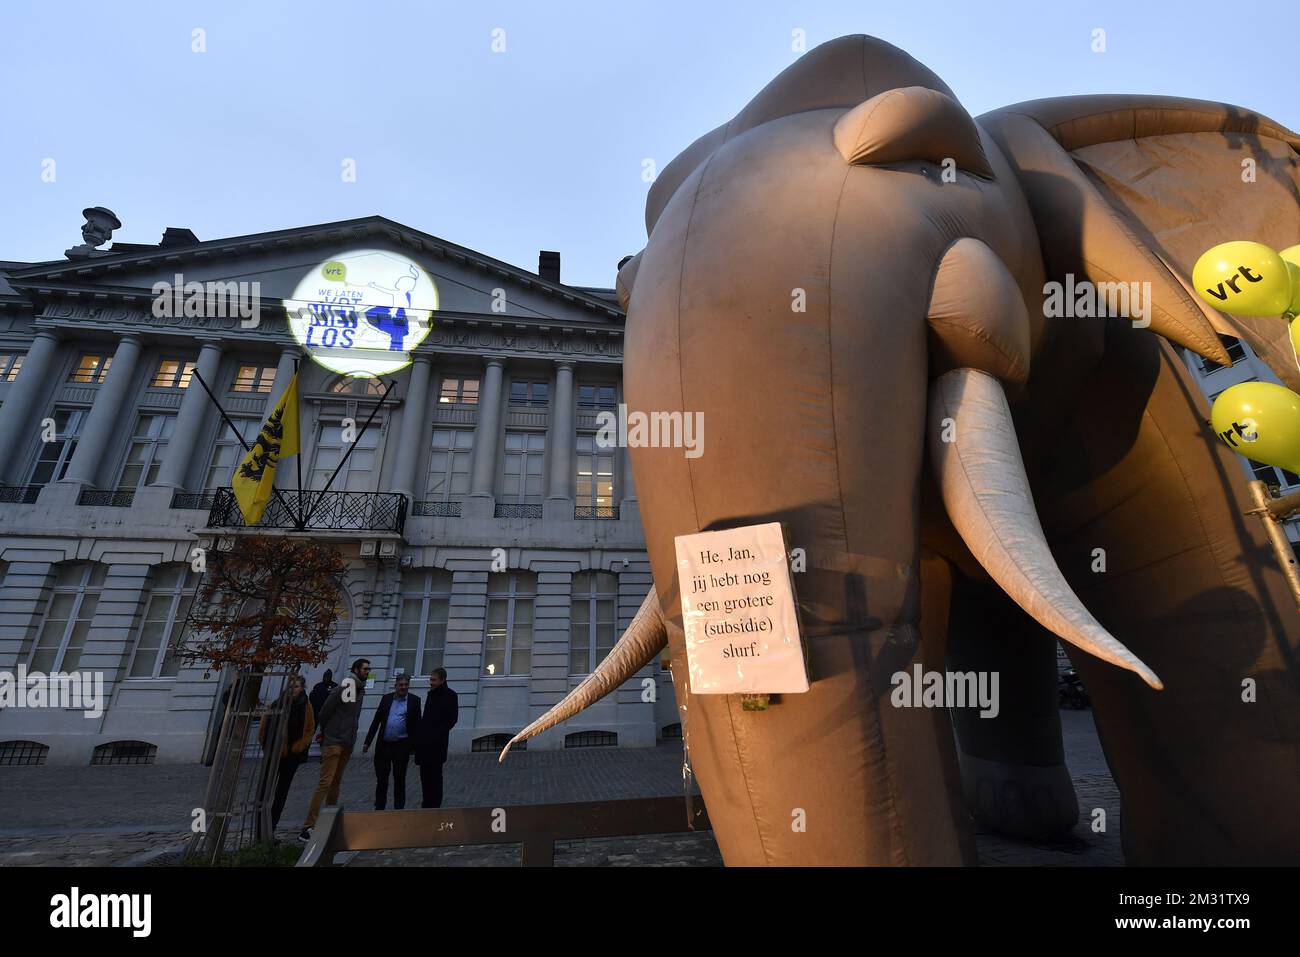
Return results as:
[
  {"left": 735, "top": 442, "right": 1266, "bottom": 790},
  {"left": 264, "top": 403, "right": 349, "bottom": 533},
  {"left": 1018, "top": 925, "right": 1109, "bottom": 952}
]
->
[{"left": 1058, "top": 668, "right": 1090, "bottom": 709}]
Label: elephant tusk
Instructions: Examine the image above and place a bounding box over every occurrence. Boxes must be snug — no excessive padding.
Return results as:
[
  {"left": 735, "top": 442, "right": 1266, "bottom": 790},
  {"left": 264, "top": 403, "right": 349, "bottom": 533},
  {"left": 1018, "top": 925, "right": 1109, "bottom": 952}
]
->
[
  {"left": 928, "top": 368, "right": 1163, "bottom": 690},
  {"left": 499, "top": 588, "right": 668, "bottom": 761}
]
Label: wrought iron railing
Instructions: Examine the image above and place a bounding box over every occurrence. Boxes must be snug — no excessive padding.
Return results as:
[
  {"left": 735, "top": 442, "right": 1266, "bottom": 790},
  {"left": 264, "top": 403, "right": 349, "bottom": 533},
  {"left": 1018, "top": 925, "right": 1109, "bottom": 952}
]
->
[
  {"left": 0, "top": 485, "right": 41, "bottom": 504},
  {"left": 494, "top": 503, "right": 543, "bottom": 519},
  {"left": 575, "top": 505, "right": 619, "bottom": 520},
  {"left": 171, "top": 491, "right": 219, "bottom": 510},
  {"left": 207, "top": 487, "right": 407, "bottom": 534},
  {"left": 412, "top": 500, "right": 462, "bottom": 518},
  {"left": 78, "top": 488, "right": 135, "bottom": 507}
]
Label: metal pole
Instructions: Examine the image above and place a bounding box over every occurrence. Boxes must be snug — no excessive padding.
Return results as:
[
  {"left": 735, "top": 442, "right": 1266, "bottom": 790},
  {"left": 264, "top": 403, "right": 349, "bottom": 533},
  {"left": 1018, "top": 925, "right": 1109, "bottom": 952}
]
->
[
  {"left": 294, "top": 358, "right": 305, "bottom": 529},
  {"left": 1247, "top": 479, "right": 1300, "bottom": 610}
]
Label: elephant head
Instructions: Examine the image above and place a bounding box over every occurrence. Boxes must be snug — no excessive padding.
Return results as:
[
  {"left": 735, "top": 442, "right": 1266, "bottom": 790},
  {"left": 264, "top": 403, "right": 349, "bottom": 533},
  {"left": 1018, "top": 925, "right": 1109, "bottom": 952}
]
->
[{"left": 504, "top": 35, "right": 1300, "bottom": 866}]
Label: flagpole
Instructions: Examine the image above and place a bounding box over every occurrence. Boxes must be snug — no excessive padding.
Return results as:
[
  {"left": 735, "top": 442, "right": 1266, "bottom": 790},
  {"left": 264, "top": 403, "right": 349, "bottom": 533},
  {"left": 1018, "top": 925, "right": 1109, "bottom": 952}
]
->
[
  {"left": 293, "top": 358, "right": 305, "bottom": 531},
  {"left": 190, "top": 369, "right": 299, "bottom": 525},
  {"left": 303, "top": 377, "right": 397, "bottom": 525}
]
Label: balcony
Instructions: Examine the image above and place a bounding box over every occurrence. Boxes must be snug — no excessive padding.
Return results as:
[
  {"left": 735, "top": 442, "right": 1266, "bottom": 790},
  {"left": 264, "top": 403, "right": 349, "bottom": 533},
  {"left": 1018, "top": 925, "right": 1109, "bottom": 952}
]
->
[
  {"left": 0, "top": 485, "right": 41, "bottom": 504},
  {"left": 171, "top": 491, "right": 219, "bottom": 510},
  {"left": 78, "top": 488, "right": 135, "bottom": 507},
  {"left": 207, "top": 487, "right": 407, "bottom": 534},
  {"left": 575, "top": 505, "right": 619, "bottom": 520},
  {"left": 412, "top": 500, "right": 462, "bottom": 518},
  {"left": 494, "top": 503, "right": 543, "bottom": 519}
]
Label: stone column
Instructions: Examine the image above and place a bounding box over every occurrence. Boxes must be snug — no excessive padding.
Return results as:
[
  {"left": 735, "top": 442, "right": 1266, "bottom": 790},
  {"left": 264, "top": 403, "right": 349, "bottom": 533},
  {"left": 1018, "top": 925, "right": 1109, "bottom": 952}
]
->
[
  {"left": 60, "top": 334, "right": 143, "bottom": 488},
  {"left": 547, "top": 361, "right": 575, "bottom": 503},
  {"left": 391, "top": 355, "right": 432, "bottom": 502},
  {"left": 151, "top": 340, "right": 223, "bottom": 490},
  {"left": 263, "top": 346, "right": 302, "bottom": 418},
  {"left": 467, "top": 357, "right": 506, "bottom": 501},
  {"left": 0, "top": 331, "right": 61, "bottom": 485}
]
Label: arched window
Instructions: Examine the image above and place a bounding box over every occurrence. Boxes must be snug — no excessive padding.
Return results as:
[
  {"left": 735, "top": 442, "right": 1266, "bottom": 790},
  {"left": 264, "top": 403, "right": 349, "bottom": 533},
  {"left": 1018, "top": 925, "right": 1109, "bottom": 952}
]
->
[
  {"left": 471, "top": 732, "right": 524, "bottom": 753},
  {"left": 570, "top": 571, "right": 618, "bottom": 674},
  {"left": 396, "top": 569, "right": 452, "bottom": 676},
  {"left": 329, "top": 375, "right": 385, "bottom": 396},
  {"left": 565, "top": 730, "right": 617, "bottom": 748},
  {"left": 483, "top": 571, "right": 536, "bottom": 676},
  {"left": 26, "top": 562, "right": 107, "bottom": 672},
  {"left": 91, "top": 740, "right": 157, "bottom": 765},
  {"left": 128, "top": 564, "right": 201, "bottom": 679}
]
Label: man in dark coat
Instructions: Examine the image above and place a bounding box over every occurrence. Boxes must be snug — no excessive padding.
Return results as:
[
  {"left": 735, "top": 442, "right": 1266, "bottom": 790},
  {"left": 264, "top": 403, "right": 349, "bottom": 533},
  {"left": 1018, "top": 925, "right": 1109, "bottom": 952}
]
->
[
  {"left": 415, "top": 668, "right": 459, "bottom": 808},
  {"left": 362, "top": 673, "right": 422, "bottom": 810},
  {"left": 308, "top": 670, "right": 337, "bottom": 730}
]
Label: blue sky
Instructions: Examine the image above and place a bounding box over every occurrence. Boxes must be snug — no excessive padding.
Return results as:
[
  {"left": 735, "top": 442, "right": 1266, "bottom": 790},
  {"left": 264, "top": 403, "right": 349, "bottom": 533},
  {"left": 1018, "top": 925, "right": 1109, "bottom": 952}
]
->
[{"left": 2, "top": 0, "right": 1296, "bottom": 287}]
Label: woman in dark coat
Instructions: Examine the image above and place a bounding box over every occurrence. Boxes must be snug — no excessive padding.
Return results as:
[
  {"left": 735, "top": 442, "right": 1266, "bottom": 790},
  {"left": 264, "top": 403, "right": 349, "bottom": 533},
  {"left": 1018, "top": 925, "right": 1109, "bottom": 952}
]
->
[{"left": 259, "top": 675, "right": 316, "bottom": 830}]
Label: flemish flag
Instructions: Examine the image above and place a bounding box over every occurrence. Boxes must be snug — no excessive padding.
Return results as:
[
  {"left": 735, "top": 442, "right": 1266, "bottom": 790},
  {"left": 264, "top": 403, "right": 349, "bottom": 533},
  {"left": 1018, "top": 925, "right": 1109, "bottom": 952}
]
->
[{"left": 232, "top": 373, "right": 300, "bottom": 524}]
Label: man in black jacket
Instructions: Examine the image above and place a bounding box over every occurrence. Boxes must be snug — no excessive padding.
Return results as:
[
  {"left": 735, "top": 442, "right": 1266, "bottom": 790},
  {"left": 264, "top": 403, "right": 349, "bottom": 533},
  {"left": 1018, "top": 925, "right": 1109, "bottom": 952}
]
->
[
  {"left": 308, "top": 670, "right": 337, "bottom": 730},
  {"left": 362, "top": 673, "right": 421, "bottom": 810},
  {"left": 415, "top": 668, "right": 458, "bottom": 808}
]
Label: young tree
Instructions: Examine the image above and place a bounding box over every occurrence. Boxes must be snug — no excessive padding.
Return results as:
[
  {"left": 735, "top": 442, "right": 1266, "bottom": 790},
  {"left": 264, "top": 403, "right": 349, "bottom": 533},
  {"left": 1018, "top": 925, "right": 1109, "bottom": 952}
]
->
[{"left": 182, "top": 535, "right": 347, "bottom": 860}]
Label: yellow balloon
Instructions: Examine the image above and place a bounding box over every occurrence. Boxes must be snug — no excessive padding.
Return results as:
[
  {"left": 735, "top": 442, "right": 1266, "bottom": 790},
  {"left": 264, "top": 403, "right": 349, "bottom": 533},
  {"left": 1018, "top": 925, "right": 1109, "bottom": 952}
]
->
[
  {"left": 1193, "top": 241, "right": 1292, "bottom": 317},
  {"left": 1211, "top": 381, "right": 1300, "bottom": 473},
  {"left": 1282, "top": 245, "right": 1300, "bottom": 315}
]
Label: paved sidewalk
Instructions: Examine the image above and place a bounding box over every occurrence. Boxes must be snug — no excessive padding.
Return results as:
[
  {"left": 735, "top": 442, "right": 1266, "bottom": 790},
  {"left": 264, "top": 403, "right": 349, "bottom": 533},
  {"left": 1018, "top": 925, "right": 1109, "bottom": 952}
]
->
[{"left": 0, "top": 710, "right": 1120, "bottom": 866}]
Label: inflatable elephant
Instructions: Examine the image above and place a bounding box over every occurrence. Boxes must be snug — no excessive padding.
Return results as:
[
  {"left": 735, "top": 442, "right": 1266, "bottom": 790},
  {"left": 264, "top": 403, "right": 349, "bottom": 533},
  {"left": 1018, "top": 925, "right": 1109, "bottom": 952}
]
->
[{"left": 505, "top": 35, "right": 1300, "bottom": 866}]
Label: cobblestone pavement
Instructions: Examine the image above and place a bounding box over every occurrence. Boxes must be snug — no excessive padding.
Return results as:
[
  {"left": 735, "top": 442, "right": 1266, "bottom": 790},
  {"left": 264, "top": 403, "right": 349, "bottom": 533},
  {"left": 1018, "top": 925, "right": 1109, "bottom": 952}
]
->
[{"left": 0, "top": 710, "right": 1120, "bottom": 866}]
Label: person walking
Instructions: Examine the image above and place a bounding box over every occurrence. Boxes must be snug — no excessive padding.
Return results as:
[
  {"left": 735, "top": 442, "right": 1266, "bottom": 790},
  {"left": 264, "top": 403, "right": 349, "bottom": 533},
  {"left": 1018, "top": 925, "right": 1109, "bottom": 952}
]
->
[
  {"left": 258, "top": 674, "right": 315, "bottom": 832},
  {"left": 299, "top": 658, "right": 369, "bottom": 843},
  {"left": 362, "top": 672, "right": 421, "bottom": 810},
  {"left": 308, "top": 670, "right": 338, "bottom": 729},
  {"left": 414, "top": 668, "right": 458, "bottom": 808}
]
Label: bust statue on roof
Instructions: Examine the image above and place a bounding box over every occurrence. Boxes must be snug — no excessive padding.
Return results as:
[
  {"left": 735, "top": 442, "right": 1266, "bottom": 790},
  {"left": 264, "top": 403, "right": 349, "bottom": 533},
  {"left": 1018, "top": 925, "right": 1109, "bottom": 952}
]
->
[{"left": 64, "top": 206, "right": 122, "bottom": 259}]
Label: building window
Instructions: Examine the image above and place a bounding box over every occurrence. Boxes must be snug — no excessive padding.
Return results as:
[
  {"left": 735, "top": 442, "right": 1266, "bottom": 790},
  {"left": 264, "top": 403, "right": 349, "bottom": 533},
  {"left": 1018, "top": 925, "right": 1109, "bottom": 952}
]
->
[
  {"left": 152, "top": 359, "right": 196, "bottom": 389},
  {"left": 570, "top": 571, "right": 618, "bottom": 674},
  {"left": 471, "top": 733, "right": 524, "bottom": 752},
  {"left": 660, "top": 723, "right": 683, "bottom": 740},
  {"left": 231, "top": 364, "right": 276, "bottom": 393},
  {"left": 438, "top": 376, "right": 480, "bottom": 405},
  {"left": 309, "top": 420, "right": 383, "bottom": 491},
  {"left": 128, "top": 564, "right": 199, "bottom": 679},
  {"left": 204, "top": 418, "right": 261, "bottom": 490},
  {"left": 396, "top": 569, "right": 452, "bottom": 676},
  {"left": 91, "top": 741, "right": 157, "bottom": 766},
  {"left": 425, "top": 429, "right": 473, "bottom": 502},
  {"left": 70, "top": 354, "right": 112, "bottom": 384},
  {"left": 578, "top": 384, "right": 616, "bottom": 411},
  {"left": 26, "top": 563, "right": 107, "bottom": 673},
  {"left": 484, "top": 571, "right": 536, "bottom": 676},
  {"left": 501, "top": 432, "right": 545, "bottom": 504},
  {"left": 117, "top": 414, "right": 177, "bottom": 491},
  {"left": 565, "top": 730, "right": 617, "bottom": 748},
  {"left": 576, "top": 435, "right": 615, "bottom": 509},
  {"left": 0, "top": 352, "right": 24, "bottom": 382},
  {"left": 28, "top": 409, "right": 85, "bottom": 487},
  {"left": 0, "top": 741, "right": 49, "bottom": 766},
  {"left": 1199, "top": 336, "right": 1249, "bottom": 373},
  {"left": 329, "top": 376, "right": 384, "bottom": 395},
  {"left": 1248, "top": 459, "right": 1300, "bottom": 489},
  {"left": 509, "top": 380, "right": 549, "bottom": 407}
]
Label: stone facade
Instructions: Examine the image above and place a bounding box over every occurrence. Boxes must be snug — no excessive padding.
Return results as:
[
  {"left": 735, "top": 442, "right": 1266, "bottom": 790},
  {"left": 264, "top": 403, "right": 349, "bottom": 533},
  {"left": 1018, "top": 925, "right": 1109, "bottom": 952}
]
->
[{"left": 0, "top": 215, "right": 679, "bottom": 764}]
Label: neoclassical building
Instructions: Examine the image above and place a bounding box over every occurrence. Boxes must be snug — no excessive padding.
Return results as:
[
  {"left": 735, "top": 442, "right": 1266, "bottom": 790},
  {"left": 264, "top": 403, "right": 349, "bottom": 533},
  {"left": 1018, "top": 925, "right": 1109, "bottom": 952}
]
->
[{"left": 0, "top": 212, "right": 677, "bottom": 765}]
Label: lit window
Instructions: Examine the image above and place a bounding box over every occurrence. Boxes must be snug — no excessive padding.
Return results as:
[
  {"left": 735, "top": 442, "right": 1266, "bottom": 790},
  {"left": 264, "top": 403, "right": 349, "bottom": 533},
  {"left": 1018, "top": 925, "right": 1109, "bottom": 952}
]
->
[
  {"left": 570, "top": 571, "right": 618, "bottom": 674},
  {"left": 438, "top": 377, "right": 480, "bottom": 405},
  {"left": 0, "top": 353, "right": 24, "bottom": 382},
  {"left": 576, "top": 434, "right": 615, "bottom": 508},
  {"left": 483, "top": 572, "right": 535, "bottom": 676},
  {"left": 70, "top": 355, "right": 112, "bottom": 384},
  {"left": 153, "top": 359, "right": 196, "bottom": 389},
  {"left": 232, "top": 365, "right": 277, "bottom": 393}
]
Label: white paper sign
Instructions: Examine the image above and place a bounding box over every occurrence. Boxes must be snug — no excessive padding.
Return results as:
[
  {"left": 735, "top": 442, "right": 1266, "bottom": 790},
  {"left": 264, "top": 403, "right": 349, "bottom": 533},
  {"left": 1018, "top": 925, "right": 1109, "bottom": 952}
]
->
[{"left": 675, "top": 522, "right": 809, "bottom": 694}]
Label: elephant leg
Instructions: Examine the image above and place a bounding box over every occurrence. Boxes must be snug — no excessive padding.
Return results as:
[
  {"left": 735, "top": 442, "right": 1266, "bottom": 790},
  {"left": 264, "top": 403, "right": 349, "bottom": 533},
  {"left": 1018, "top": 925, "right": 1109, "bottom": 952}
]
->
[
  {"left": 1038, "top": 324, "right": 1300, "bottom": 864},
  {"left": 946, "top": 571, "right": 1079, "bottom": 839}
]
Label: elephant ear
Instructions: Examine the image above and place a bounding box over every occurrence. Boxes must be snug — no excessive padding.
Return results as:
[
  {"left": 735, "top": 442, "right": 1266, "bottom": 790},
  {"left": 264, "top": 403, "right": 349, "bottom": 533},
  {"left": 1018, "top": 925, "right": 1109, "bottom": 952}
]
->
[{"left": 980, "top": 95, "right": 1300, "bottom": 388}]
